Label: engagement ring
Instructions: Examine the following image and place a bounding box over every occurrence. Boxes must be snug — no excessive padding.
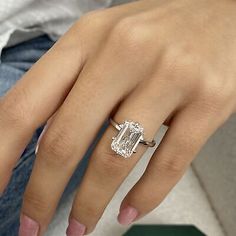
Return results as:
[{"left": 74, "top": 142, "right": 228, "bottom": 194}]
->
[{"left": 110, "top": 119, "right": 156, "bottom": 158}]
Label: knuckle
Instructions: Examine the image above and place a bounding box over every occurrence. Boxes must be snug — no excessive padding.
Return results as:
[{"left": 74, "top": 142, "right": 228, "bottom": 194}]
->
[
  {"left": 39, "top": 128, "right": 74, "bottom": 168},
  {"left": 76, "top": 9, "right": 106, "bottom": 30},
  {"left": 165, "top": 43, "right": 197, "bottom": 67},
  {"left": 156, "top": 141, "right": 193, "bottom": 176},
  {"left": 110, "top": 17, "right": 150, "bottom": 52},
  {"left": 160, "top": 44, "right": 199, "bottom": 90},
  {"left": 156, "top": 157, "right": 187, "bottom": 176},
  {"left": 197, "top": 74, "right": 233, "bottom": 112},
  {"left": 77, "top": 201, "right": 100, "bottom": 221},
  {"left": 93, "top": 149, "right": 129, "bottom": 177},
  {"left": 23, "top": 191, "right": 51, "bottom": 217},
  {"left": 0, "top": 88, "right": 35, "bottom": 129}
]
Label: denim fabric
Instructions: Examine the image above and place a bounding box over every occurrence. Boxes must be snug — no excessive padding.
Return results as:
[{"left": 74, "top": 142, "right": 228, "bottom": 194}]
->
[{"left": 0, "top": 35, "right": 106, "bottom": 236}]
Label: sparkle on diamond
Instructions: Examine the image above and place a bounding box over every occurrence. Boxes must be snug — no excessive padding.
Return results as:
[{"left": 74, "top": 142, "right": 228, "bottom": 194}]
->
[{"left": 111, "top": 120, "right": 144, "bottom": 158}]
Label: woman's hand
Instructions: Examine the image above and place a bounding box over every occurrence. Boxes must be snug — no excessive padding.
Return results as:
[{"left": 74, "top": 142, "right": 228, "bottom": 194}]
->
[{"left": 1, "top": 0, "right": 236, "bottom": 235}]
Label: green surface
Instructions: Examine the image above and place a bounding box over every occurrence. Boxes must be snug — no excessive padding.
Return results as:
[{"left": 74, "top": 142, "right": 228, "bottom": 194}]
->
[{"left": 123, "top": 225, "right": 206, "bottom": 236}]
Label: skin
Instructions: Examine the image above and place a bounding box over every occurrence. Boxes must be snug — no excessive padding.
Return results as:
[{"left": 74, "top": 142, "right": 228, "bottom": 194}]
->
[{"left": 0, "top": 0, "right": 236, "bottom": 235}]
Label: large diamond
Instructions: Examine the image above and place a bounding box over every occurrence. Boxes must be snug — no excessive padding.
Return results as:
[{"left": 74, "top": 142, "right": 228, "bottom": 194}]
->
[{"left": 111, "top": 120, "right": 144, "bottom": 158}]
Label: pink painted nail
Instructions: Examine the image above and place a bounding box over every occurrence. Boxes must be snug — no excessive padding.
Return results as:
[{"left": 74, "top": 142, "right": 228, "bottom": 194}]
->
[
  {"left": 118, "top": 205, "right": 139, "bottom": 225},
  {"left": 19, "top": 214, "right": 39, "bottom": 236},
  {"left": 66, "top": 218, "right": 86, "bottom": 236}
]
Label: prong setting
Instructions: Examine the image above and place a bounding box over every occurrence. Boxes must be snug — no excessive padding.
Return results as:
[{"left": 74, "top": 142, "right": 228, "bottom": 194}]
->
[{"left": 111, "top": 120, "right": 144, "bottom": 158}]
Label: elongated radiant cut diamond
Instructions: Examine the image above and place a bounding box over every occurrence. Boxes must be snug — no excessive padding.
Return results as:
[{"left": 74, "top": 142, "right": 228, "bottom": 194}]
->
[{"left": 111, "top": 120, "right": 144, "bottom": 158}]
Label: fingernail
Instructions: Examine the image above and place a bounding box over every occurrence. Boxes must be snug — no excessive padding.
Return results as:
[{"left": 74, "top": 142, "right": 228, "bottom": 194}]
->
[
  {"left": 66, "top": 218, "right": 86, "bottom": 236},
  {"left": 118, "top": 205, "right": 139, "bottom": 225},
  {"left": 19, "top": 214, "right": 39, "bottom": 236}
]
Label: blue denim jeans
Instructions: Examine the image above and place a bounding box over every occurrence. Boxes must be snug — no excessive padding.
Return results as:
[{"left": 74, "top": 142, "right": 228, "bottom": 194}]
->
[{"left": 0, "top": 35, "right": 105, "bottom": 236}]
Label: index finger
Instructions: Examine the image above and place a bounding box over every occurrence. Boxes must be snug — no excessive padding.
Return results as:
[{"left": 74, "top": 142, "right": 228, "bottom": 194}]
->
[{"left": 0, "top": 24, "right": 84, "bottom": 194}]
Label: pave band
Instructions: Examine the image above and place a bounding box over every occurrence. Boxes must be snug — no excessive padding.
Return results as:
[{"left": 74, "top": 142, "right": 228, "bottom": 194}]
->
[{"left": 110, "top": 118, "right": 156, "bottom": 158}]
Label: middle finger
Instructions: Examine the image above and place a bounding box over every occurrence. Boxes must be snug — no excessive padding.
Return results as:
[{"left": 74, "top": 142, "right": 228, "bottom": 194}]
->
[
  {"left": 68, "top": 78, "right": 182, "bottom": 234},
  {"left": 20, "top": 53, "right": 135, "bottom": 235}
]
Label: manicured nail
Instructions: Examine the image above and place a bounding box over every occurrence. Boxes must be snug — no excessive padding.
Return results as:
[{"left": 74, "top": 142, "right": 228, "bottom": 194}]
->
[
  {"left": 19, "top": 214, "right": 39, "bottom": 236},
  {"left": 118, "top": 205, "right": 139, "bottom": 225},
  {"left": 66, "top": 218, "right": 86, "bottom": 236}
]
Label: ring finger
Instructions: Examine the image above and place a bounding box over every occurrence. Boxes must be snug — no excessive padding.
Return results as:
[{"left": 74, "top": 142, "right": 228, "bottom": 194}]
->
[{"left": 68, "top": 78, "right": 183, "bottom": 235}]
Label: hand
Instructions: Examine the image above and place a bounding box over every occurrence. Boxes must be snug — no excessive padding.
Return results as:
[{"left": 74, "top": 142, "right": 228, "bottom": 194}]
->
[{"left": 1, "top": 0, "right": 236, "bottom": 235}]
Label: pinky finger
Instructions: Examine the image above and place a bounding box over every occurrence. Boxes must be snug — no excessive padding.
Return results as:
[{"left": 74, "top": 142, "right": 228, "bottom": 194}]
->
[{"left": 118, "top": 102, "right": 230, "bottom": 225}]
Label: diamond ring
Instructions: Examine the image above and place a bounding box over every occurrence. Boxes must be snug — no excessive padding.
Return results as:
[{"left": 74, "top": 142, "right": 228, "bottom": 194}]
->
[{"left": 110, "top": 118, "right": 156, "bottom": 158}]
